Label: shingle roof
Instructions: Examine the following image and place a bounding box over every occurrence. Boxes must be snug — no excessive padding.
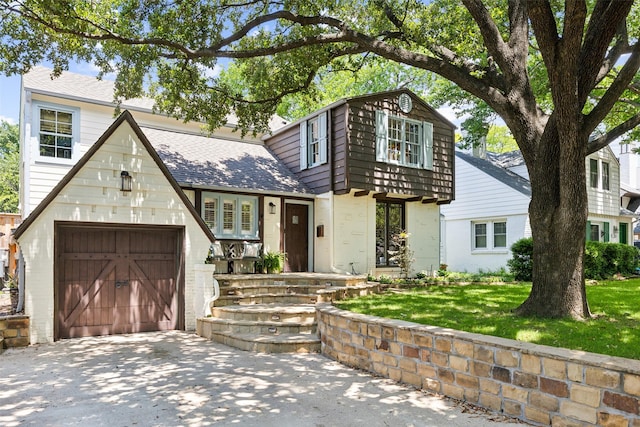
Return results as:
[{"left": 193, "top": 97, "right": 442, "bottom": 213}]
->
[
  {"left": 23, "top": 66, "right": 288, "bottom": 131},
  {"left": 141, "top": 126, "right": 311, "bottom": 195},
  {"left": 486, "top": 150, "right": 526, "bottom": 168},
  {"left": 456, "top": 150, "right": 531, "bottom": 197},
  {"left": 23, "top": 66, "right": 155, "bottom": 110}
]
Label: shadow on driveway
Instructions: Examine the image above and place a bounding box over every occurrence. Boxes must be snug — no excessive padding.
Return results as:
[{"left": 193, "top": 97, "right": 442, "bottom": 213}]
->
[{"left": 0, "top": 331, "right": 526, "bottom": 426}]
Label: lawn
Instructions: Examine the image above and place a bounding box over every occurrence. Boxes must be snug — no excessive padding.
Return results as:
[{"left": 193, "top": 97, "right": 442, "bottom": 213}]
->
[{"left": 335, "top": 279, "right": 640, "bottom": 360}]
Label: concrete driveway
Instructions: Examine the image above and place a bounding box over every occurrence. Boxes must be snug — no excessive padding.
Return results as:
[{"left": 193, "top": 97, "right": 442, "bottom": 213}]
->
[{"left": 0, "top": 331, "right": 526, "bottom": 426}]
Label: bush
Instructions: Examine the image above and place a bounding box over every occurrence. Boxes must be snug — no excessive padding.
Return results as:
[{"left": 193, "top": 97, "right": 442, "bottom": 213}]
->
[
  {"left": 509, "top": 237, "right": 639, "bottom": 281},
  {"left": 507, "top": 237, "right": 533, "bottom": 281},
  {"left": 585, "top": 241, "right": 638, "bottom": 279}
]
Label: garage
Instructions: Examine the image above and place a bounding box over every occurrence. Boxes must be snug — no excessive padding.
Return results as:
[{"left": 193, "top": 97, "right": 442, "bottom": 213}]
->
[{"left": 56, "top": 224, "right": 184, "bottom": 339}]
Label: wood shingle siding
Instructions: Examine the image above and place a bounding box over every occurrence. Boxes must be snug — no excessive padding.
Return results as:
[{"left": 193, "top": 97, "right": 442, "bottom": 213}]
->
[{"left": 265, "top": 90, "right": 455, "bottom": 201}]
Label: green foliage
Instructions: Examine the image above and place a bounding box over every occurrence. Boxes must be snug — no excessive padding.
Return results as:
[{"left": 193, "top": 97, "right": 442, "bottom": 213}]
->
[
  {"left": 262, "top": 251, "right": 285, "bottom": 274},
  {"left": 387, "top": 231, "right": 414, "bottom": 279},
  {"left": 507, "top": 238, "right": 533, "bottom": 281},
  {"left": 584, "top": 242, "right": 639, "bottom": 280},
  {"left": 336, "top": 280, "right": 640, "bottom": 359},
  {"left": 486, "top": 125, "right": 518, "bottom": 153},
  {"left": 0, "top": 121, "right": 19, "bottom": 213},
  {"left": 509, "top": 238, "right": 639, "bottom": 281}
]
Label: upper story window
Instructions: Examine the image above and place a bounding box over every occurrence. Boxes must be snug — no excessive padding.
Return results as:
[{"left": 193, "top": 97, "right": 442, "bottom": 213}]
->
[
  {"left": 299, "top": 111, "right": 328, "bottom": 170},
  {"left": 33, "top": 103, "right": 80, "bottom": 163},
  {"left": 202, "top": 192, "right": 258, "bottom": 239},
  {"left": 376, "top": 110, "right": 433, "bottom": 169},
  {"left": 589, "top": 159, "right": 598, "bottom": 188}
]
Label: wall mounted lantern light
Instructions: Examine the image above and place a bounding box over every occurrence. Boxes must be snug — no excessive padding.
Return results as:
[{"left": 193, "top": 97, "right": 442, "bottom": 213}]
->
[
  {"left": 268, "top": 202, "right": 276, "bottom": 214},
  {"left": 120, "top": 171, "right": 132, "bottom": 192}
]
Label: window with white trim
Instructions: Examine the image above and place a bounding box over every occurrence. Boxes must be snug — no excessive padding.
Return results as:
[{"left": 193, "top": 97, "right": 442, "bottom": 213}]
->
[
  {"left": 299, "top": 111, "right": 328, "bottom": 170},
  {"left": 376, "top": 110, "right": 433, "bottom": 169},
  {"left": 472, "top": 220, "right": 507, "bottom": 250},
  {"left": 33, "top": 103, "right": 80, "bottom": 162},
  {"left": 202, "top": 192, "right": 258, "bottom": 239}
]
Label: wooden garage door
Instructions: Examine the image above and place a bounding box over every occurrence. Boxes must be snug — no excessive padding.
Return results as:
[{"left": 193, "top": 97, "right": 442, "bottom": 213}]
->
[{"left": 56, "top": 225, "right": 183, "bottom": 339}]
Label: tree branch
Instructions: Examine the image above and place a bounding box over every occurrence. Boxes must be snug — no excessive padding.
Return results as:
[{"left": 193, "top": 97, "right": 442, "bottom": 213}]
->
[
  {"left": 585, "top": 41, "right": 640, "bottom": 133},
  {"left": 587, "top": 111, "right": 640, "bottom": 155},
  {"left": 578, "top": 0, "right": 633, "bottom": 103}
]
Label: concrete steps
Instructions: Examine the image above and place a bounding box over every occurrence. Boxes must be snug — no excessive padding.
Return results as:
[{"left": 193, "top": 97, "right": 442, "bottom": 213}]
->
[{"left": 196, "top": 273, "right": 379, "bottom": 353}]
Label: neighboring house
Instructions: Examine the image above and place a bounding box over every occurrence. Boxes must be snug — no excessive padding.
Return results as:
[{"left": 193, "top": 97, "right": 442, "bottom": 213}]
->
[
  {"left": 441, "top": 145, "right": 635, "bottom": 272},
  {"left": 15, "top": 67, "right": 455, "bottom": 343}
]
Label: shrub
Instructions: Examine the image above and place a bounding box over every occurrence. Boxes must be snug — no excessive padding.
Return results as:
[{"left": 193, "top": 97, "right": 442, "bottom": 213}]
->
[
  {"left": 507, "top": 237, "right": 533, "bottom": 281},
  {"left": 509, "top": 237, "right": 639, "bottom": 281}
]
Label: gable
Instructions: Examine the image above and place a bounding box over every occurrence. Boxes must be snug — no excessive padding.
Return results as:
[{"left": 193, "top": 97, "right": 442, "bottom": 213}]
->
[{"left": 14, "top": 111, "right": 215, "bottom": 241}]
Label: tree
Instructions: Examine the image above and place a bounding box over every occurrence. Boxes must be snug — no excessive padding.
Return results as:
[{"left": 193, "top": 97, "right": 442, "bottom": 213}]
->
[
  {"left": 2, "top": 0, "right": 639, "bottom": 318},
  {"left": 0, "top": 121, "right": 19, "bottom": 213}
]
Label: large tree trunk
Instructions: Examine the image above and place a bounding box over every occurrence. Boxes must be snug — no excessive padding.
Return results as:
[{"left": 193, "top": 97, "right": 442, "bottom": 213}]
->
[{"left": 515, "top": 121, "right": 592, "bottom": 319}]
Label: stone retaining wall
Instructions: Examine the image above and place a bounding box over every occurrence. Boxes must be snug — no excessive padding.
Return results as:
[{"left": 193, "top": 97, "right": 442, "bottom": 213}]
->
[
  {"left": 317, "top": 304, "right": 640, "bottom": 426},
  {"left": 0, "top": 315, "right": 30, "bottom": 348}
]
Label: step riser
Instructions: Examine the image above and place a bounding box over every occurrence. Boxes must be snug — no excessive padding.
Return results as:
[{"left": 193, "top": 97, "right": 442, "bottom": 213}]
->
[
  {"left": 219, "top": 286, "right": 327, "bottom": 296},
  {"left": 210, "top": 309, "right": 316, "bottom": 323},
  {"left": 214, "top": 295, "right": 319, "bottom": 306},
  {"left": 202, "top": 330, "right": 320, "bottom": 354},
  {"left": 207, "top": 323, "right": 317, "bottom": 335}
]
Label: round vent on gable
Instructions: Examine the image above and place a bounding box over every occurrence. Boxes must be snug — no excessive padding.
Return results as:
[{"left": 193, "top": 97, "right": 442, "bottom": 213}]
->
[{"left": 398, "top": 93, "right": 413, "bottom": 113}]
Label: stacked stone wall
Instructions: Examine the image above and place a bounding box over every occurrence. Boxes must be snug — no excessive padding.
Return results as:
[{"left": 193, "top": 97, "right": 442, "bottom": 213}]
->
[
  {"left": 0, "top": 315, "right": 30, "bottom": 348},
  {"left": 317, "top": 304, "right": 640, "bottom": 426}
]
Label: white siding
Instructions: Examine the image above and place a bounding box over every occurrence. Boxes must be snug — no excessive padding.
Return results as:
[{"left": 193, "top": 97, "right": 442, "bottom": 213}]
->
[
  {"left": 586, "top": 147, "right": 620, "bottom": 217},
  {"left": 18, "top": 121, "right": 212, "bottom": 344},
  {"left": 23, "top": 93, "right": 263, "bottom": 214},
  {"left": 441, "top": 155, "right": 531, "bottom": 273}
]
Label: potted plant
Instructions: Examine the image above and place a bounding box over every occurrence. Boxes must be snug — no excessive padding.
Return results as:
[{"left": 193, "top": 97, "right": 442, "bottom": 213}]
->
[{"left": 262, "top": 251, "right": 285, "bottom": 274}]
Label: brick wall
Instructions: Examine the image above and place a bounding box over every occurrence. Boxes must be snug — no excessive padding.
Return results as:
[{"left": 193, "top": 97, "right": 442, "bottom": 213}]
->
[
  {"left": 317, "top": 304, "right": 640, "bottom": 426},
  {"left": 0, "top": 315, "right": 30, "bottom": 348}
]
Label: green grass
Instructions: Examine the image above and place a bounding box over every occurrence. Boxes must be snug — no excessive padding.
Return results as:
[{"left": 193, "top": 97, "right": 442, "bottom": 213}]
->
[{"left": 335, "top": 279, "right": 640, "bottom": 360}]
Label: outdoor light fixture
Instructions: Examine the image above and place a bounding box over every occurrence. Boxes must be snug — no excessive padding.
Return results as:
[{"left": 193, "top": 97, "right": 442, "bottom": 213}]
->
[
  {"left": 120, "top": 171, "right": 132, "bottom": 192},
  {"left": 268, "top": 202, "right": 276, "bottom": 214}
]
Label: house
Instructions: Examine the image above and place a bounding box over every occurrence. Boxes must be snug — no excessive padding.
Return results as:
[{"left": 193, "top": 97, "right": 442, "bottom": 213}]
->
[
  {"left": 441, "top": 144, "right": 635, "bottom": 272},
  {"left": 15, "top": 67, "right": 455, "bottom": 343}
]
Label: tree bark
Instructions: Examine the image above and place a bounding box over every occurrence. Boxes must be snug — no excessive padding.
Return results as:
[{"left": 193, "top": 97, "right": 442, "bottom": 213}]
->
[{"left": 515, "top": 119, "right": 591, "bottom": 319}]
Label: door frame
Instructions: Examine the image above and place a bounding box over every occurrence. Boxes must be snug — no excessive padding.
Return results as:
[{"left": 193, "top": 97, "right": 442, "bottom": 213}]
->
[
  {"left": 53, "top": 221, "right": 186, "bottom": 340},
  {"left": 283, "top": 200, "right": 314, "bottom": 272}
]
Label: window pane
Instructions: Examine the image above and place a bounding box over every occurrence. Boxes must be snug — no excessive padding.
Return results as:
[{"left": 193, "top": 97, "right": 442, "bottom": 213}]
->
[
  {"left": 376, "top": 204, "right": 386, "bottom": 265},
  {"left": 375, "top": 202, "right": 405, "bottom": 266},
  {"left": 388, "top": 118, "right": 403, "bottom": 162},
  {"left": 494, "top": 222, "right": 507, "bottom": 248},
  {"left": 589, "top": 159, "right": 598, "bottom": 188},
  {"left": 475, "top": 223, "right": 487, "bottom": 248},
  {"left": 404, "top": 122, "right": 421, "bottom": 166},
  {"left": 387, "top": 204, "right": 403, "bottom": 265},
  {"left": 241, "top": 201, "right": 253, "bottom": 233},
  {"left": 590, "top": 224, "right": 599, "bottom": 242},
  {"left": 203, "top": 198, "right": 217, "bottom": 230},
  {"left": 57, "top": 112, "right": 73, "bottom": 134},
  {"left": 223, "top": 200, "right": 235, "bottom": 234},
  {"left": 56, "top": 147, "right": 72, "bottom": 159},
  {"left": 602, "top": 162, "right": 610, "bottom": 190}
]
